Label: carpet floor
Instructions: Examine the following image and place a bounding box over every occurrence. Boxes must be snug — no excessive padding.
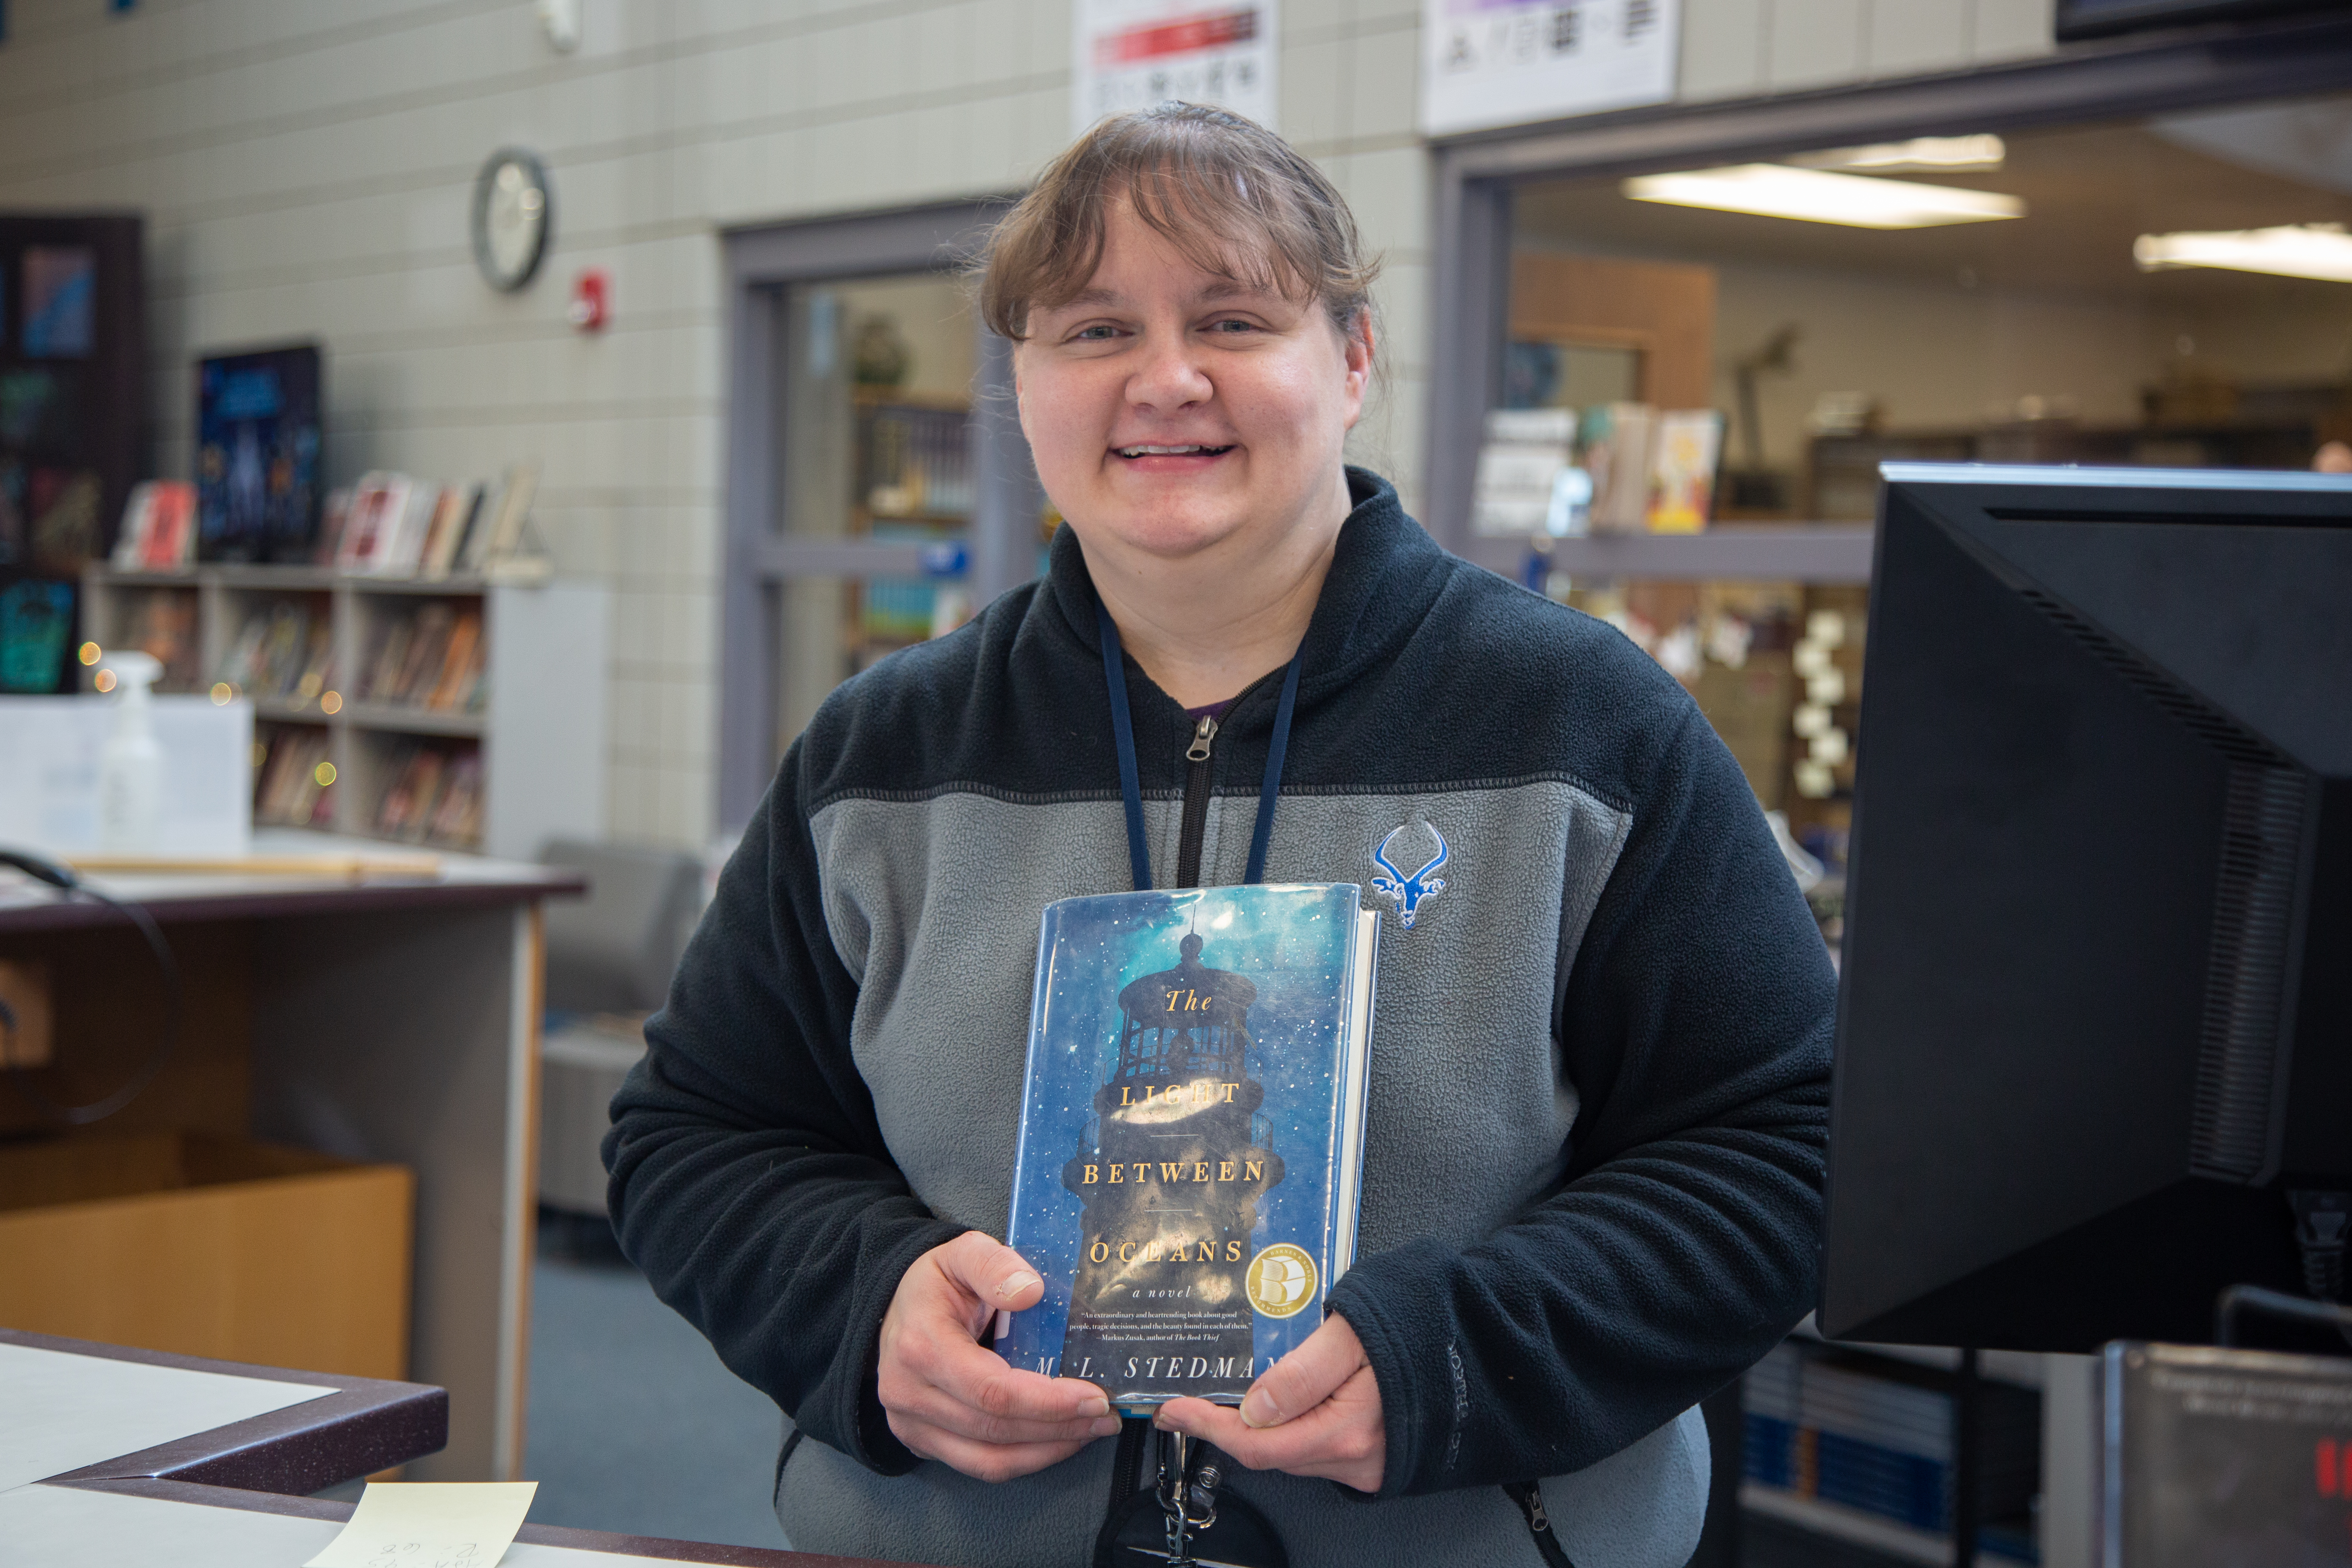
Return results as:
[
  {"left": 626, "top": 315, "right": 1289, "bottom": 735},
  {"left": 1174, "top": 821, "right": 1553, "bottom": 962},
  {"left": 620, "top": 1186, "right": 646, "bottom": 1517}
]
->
[{"left": 522, "top": 1220, "right": 787, "bottom": 1550}]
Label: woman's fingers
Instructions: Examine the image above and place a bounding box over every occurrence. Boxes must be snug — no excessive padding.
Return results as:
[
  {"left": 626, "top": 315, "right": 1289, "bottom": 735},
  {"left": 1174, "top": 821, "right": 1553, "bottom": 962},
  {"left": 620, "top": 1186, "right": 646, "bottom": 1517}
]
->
[
  {"left": 886, "top": 1408, "right": 1095, "bottom": 1482},
  {"left": 932, "top": 1230, "right": 1048, "bottom": 1314},
  {"left": 1238, "top": 1315, "right": 1367, "bottom": 1428},
  {"left": 875, "top": 1233, "right": 1117, "bottom": 1480},
  {"left": 1157, "top": 1371, "right": 1385, "bottom": 1489},
  {"left": 1153, "top": 1318, "right": 1387, "bottom": 1493},
  {"left": 889, "top": 1361, "right": 1120, "bottom": 1445},
  {"left": 881, "top": 1314, "right": 1110, "bottom": 1437}
]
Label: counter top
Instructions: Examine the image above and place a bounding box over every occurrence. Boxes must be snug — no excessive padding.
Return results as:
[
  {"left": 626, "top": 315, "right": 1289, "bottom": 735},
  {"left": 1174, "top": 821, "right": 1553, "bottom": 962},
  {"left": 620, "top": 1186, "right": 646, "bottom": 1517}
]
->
[
  {"left": 0, "top": 829, "right": 584, "bottom": 933},
  {"left": 3, "top": 1331, "right": 926, "bottom": 1568}
]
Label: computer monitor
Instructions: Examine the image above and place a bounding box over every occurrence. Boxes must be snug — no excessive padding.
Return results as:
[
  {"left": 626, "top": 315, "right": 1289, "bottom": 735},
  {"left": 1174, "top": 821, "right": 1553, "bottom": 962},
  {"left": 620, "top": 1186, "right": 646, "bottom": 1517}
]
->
[{"left": 1818, "top": 464, "right": 2352, "bottom": 1352}]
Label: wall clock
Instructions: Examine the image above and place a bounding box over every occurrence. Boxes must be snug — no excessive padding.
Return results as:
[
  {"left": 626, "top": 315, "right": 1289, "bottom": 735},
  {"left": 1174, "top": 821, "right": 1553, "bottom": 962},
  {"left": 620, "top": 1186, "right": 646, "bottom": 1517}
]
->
[{"left": 472, "top": 149, "right": 552, "bottom": 292}]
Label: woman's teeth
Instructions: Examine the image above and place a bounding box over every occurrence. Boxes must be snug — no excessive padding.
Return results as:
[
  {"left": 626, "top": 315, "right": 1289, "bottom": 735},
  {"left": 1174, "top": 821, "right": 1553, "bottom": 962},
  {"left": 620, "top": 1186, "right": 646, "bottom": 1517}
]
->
[{"left": 1115, "top": 444, "right": 1233, "bottom": 457}]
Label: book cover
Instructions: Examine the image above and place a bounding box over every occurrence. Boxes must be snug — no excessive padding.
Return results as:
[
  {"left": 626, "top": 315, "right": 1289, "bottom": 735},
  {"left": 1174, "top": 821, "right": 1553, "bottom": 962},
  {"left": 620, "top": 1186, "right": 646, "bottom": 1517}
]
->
[
  {"left": 381, "top": 482, "right": 441, "bottom": 574},
  {"left": 427, "top": 611, "right": 482, "bottom": 710},
  {"left": 424, "top": 483, "right": 484, "bottom": 578},
  {"left": 112, "top": 482, "right": 158, "bottom": 568},
  {"left": 1645, "top": 409, "right": 1722, "bottom": 533},
  {"left": 1589, "top": 403, "right": 1658, "bottom": 534},
  {"left": 337, "top": 474, "right": 405, "bottom": 573},
  {"left": 390, "top": 604, "right": 455, "bottom": 706},
  {"left": 143, "top": 482, "right": 196, "bottom": 569},
  {"left": 468, "top": 461, "right": 540, "bottom": 571},
  {"left": 194, "top": 344, "right": 322, "bottom": 564},
  {"left": 996, "top": 883, "right": 1378, "bottom": 1412},
  {"left": 313, "top": 488, "right": 354, "bottom": 567}
]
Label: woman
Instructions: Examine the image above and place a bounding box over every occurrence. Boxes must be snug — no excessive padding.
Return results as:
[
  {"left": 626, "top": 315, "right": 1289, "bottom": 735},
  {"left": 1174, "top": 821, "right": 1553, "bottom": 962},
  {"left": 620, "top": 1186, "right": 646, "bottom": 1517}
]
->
[{"left": 606, "top": 104, "right": 1832, "bottom": 1568}]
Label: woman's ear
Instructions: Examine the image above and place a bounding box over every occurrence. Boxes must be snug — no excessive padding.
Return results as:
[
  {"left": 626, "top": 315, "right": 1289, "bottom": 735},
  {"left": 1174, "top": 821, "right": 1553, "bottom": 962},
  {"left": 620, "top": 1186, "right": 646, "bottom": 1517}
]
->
[{"left": 1340, "top": 310, "right": 1375, "bottom": 428}]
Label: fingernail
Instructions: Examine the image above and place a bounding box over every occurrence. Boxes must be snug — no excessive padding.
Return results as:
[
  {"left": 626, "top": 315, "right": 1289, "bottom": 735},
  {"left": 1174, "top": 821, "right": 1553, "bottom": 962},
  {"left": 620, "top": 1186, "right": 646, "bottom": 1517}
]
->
[
  {"left": 1084, "top": 1392, "right": 1111, "bottom": 1417},
  {"left": 995, "top": 1271, "right": 1042, "bottom": 1302},
  {"left": 1091, "top": 1417, "right": 1122, "bottom": 1437},
  {"left": 1240, "top": 1389, "right": 1280, "bottom": 1428}
]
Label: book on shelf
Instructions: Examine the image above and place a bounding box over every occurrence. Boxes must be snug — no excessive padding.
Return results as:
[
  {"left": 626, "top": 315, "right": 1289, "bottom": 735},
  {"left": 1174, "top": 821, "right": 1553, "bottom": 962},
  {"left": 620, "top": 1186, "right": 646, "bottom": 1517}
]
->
[
  {"left": 213, "top": 602, "right": 332, "bottom": 705},
  {"left": 426, "top": 609, "right": 483, "bottom": 710},
  {"left": 337, "top": 472, "right": 413, "bottom": 574},
  {"left": 1577, "top": 403, "right": 1662, "bottom": 535},
  {"left": 1740, "top": 1340, "right": 2042, "bottom": 1545},
  {"left": 254, "top": 728, "right": 335, "bottom": 829},
  {"left": 1470, "top": 407, "right": 1579, "bottom": 539},
  {"left": 421, "top": 483, "right": 484, "bottom": 579},
  {"left": 313, "top": 487, "right": 353, "bottom": 567},
  {"left": 374, "top": 741, "right": 481, "bottom": 846},
  {"left": 1646, "top": 410, "right": 1723, "bottom": 534},
  {"left": 111, "top": 481, "right": 198, "bottom": 570},
  {"left": 464, "top": 462, "right": 540, "bottom": 575},
  {"left": 425, "top": 751, "right": 484, "bottom": 844},
  {"left": 993, "top": 883, "right": 1380, "bottom": 1412},
  {"left": 360, "top": 603, "right": 482, "bottom": 711},
  {"left": 389, "top": 604, "right": 453, "bottom": 706},
  {"left": 375, "top": 745, "right": 444, "bottom": 840},
  {"left": 387, "top": 481, "right": 442, "bottom": 574},
  {"left": 127, "top": 590, "right": 201, "bottom": 689}
]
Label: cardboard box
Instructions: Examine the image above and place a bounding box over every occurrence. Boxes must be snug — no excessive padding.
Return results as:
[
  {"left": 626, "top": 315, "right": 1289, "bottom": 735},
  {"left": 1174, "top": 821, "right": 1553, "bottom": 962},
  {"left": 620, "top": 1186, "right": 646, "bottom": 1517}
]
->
[{"left": 0, "top": 1132, "right": 413, "bottom": 1380}]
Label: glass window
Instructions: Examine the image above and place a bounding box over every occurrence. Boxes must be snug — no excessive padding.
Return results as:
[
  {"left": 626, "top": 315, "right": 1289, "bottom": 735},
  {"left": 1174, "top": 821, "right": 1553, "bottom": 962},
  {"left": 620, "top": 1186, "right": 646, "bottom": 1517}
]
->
[
  {"left": 1504, "top": 91, "right": 2352, "bottom": 916},
  {"left": 774, "top": 272, "right": 980, "bottom": 750}
]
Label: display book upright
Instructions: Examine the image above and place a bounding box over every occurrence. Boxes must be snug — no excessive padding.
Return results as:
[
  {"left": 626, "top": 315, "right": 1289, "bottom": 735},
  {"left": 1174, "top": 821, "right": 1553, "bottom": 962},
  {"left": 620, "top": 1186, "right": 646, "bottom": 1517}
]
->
[{"left": 995, "top": 883, "right": 1380, "bottom": 1412}]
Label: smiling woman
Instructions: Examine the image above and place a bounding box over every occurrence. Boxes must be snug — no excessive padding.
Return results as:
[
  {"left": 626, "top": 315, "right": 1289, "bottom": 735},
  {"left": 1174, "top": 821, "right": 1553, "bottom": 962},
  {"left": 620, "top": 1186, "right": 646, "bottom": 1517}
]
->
[
  {"left": 608, "top": 101, "right": 1834, "bottom": 1568},
  {"left": 982, "top": 105, "right": 1380, "bottom": 707}
]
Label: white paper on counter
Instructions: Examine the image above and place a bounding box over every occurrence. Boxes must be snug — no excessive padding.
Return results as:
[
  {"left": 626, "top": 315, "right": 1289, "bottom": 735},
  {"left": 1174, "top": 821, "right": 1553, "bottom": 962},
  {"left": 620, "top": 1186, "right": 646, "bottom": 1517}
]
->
[{"left": 304, "top": 1482, "right": 539, "bottom": 1568}]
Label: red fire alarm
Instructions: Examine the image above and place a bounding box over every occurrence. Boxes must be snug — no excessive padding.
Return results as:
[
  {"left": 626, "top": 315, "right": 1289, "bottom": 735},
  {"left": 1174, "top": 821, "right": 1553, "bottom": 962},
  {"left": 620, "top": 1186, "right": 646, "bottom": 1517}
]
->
[{"left": 567, "top": 268, "right": 609, "bottom": 332}]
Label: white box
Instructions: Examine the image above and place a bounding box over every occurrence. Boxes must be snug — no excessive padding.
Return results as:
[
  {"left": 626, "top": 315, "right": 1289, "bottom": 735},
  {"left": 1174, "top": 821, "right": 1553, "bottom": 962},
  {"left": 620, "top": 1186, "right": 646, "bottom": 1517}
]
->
[{"left": 0, "top": 696, "right": 253, "bottom": 856}]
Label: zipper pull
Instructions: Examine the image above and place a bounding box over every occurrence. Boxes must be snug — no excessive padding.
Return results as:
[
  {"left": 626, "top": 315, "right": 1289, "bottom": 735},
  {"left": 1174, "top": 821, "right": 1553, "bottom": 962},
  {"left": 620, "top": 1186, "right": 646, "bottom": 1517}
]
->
[{"left": 1186, "top": 715, "right": 1218, "bottom": 762}]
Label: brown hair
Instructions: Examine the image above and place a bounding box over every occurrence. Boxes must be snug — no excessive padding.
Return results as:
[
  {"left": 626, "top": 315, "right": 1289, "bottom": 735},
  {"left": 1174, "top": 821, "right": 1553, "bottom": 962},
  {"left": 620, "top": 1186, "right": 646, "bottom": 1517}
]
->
[{"left": 980, "top": 103, "right": 1381, "bottom": 343}]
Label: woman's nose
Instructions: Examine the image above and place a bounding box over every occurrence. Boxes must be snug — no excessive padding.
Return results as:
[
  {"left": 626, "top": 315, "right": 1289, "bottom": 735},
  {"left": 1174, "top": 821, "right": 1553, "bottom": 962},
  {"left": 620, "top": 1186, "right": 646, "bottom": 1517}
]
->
[{"left": 1125, "top": 329, "right": 1212, "bottom": 412}]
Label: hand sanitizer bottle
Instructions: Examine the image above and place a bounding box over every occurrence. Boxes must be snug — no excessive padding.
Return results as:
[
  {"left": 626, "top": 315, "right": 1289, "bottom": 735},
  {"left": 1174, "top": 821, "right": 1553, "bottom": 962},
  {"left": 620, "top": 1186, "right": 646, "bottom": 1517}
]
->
[{"left": 98, "top": 651, "right": 166, "bottom": 854}]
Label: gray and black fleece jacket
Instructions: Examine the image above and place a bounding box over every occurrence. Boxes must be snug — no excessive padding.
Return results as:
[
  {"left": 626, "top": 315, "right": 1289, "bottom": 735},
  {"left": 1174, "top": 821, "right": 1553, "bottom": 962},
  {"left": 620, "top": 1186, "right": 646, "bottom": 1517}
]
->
[{"left": 603, "top": 469, "right": 1834, "bottom": 1568}]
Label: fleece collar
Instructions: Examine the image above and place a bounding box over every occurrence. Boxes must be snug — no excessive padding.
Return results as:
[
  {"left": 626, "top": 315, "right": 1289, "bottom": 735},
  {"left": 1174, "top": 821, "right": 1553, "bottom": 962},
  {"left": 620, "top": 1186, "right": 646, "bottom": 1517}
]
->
[{"left": 1040, "top": 467, "right": 1458, "bottom": 707}]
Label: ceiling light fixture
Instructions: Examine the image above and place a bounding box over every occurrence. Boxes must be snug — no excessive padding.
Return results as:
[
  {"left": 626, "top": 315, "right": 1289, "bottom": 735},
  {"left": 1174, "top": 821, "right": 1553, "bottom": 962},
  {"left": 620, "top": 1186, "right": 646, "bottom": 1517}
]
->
[
  {"left": 2133, "top": 223, "right": 2352, "bottom": 283},
  {"left": 1790, "top": 135, "right": 2007, "bottom": 173},
  {"left": 1622, "top": 165, "right": 2026, "bottom": 230}
]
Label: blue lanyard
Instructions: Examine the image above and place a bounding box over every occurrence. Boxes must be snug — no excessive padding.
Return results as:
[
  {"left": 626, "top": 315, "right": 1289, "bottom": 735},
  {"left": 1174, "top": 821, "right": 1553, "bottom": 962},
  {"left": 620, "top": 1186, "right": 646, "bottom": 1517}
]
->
[{"left": 1097, "top": 599, "right": 1303, "bottom": 892}]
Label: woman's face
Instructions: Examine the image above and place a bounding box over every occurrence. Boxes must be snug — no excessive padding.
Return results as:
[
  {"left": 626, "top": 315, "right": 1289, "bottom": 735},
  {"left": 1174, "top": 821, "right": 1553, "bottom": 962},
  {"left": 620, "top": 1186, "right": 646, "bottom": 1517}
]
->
[{"left": 1014, "top": 199, "right": 1372, "bottom": 569}]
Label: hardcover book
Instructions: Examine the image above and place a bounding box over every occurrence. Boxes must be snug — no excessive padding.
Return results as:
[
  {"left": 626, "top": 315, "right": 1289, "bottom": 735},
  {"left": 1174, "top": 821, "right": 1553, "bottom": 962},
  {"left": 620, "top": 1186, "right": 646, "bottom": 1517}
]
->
[{"left": 995, "top": 884, "right": 1378, "bottom": 1412}]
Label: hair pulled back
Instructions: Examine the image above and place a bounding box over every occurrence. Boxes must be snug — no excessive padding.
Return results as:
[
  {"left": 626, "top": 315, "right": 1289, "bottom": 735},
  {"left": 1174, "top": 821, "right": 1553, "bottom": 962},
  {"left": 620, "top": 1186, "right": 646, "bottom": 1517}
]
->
[{"left": 980, "top": 102, "right": 1381, "bottom": 342}]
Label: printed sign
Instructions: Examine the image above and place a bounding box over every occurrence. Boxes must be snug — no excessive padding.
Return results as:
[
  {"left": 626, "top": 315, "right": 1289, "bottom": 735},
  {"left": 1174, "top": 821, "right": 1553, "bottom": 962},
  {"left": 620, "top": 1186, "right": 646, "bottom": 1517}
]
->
[
  {"left": 1074, "top": 0, "right": 1278, "bottom": 134},
  {"left": 1421, "top": 0, "right": 1678, "bottom": 138}
]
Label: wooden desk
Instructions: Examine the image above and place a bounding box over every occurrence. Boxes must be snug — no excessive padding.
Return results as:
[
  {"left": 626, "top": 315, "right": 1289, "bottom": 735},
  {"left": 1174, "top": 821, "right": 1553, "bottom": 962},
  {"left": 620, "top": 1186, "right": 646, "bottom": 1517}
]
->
[
  {"left": 0, "top": 830, "right": 583, "bottom": 1482},
  {"left": 1, "top": 1331, "right": 916, "bottom": 1568}
]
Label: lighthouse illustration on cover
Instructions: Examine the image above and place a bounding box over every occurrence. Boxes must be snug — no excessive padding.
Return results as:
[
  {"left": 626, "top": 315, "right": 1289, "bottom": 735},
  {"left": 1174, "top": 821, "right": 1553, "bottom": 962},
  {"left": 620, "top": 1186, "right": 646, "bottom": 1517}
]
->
[
  {"left": 997, "top": 884, "right": 1379, "bottom": 1412},
  {"left": 1055, "top": 926, "right": 1289, "bottom": 1394}
]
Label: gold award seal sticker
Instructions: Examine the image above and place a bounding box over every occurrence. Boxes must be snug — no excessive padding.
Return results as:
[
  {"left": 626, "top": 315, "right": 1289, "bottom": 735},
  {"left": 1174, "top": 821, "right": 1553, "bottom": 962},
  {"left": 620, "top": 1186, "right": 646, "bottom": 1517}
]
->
[{"left": 1246, "top": 1243, "right": 1318, "bottom": 1319}]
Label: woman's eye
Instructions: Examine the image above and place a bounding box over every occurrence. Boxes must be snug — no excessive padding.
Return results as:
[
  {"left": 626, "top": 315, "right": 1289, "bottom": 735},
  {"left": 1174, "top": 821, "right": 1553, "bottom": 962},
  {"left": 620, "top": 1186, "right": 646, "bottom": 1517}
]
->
[
  {"left": 1073, "top": 324, "right": 1120, "bottom": 341},
  {"left": 1207, "top": 319, "right": 1258, "bottom": 334}
]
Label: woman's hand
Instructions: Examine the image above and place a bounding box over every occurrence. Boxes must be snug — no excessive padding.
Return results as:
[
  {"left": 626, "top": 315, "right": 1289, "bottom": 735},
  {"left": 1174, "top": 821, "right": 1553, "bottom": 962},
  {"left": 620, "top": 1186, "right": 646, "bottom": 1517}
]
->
[
  {"left": 1152, "top": 1313, "right": 1385, "bottom": 1493},
  {"left": 876, "top": 1232, "right": 1123, "bottom": 1481}
]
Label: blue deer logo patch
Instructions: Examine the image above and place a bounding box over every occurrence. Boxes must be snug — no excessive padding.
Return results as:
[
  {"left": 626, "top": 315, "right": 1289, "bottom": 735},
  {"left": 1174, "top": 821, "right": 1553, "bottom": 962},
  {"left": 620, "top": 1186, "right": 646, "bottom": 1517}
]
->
[{"left": 1369, "top": 819, "right": 1448, "bottom": 929}]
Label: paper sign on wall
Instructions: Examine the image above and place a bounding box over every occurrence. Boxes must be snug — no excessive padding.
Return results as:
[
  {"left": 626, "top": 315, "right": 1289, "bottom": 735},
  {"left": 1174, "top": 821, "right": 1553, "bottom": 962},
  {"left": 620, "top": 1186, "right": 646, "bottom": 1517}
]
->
[
  {"left": 1073, "top": 0, "right": 1278, "bottom": 135},
  {"left": 1421, "top": 0, "right": 1678, "bottom": 138}
]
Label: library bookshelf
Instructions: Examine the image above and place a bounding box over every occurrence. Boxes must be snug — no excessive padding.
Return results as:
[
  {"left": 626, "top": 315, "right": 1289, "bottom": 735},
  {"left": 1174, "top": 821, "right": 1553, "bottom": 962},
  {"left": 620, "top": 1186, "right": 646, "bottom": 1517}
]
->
[{"left": 80, "top": 563, "right": 608, "bottom": 859}]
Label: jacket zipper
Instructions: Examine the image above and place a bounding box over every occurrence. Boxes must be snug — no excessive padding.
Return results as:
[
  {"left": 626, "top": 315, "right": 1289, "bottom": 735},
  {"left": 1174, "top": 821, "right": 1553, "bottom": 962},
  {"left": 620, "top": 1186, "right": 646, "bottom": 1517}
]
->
[
  {"left": 1174, "top": 714, "right": 1218, "bottom": 889},
  {"left": 1172, "top": 667, "right": 1287, "bottom": 889}
]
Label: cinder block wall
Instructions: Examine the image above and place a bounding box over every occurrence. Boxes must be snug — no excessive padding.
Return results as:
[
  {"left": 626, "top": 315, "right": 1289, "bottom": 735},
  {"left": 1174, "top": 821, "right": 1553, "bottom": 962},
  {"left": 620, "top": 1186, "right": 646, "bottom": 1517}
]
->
[{"left": 0, "top": 0, "right": 2051, "bottom": 849}]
